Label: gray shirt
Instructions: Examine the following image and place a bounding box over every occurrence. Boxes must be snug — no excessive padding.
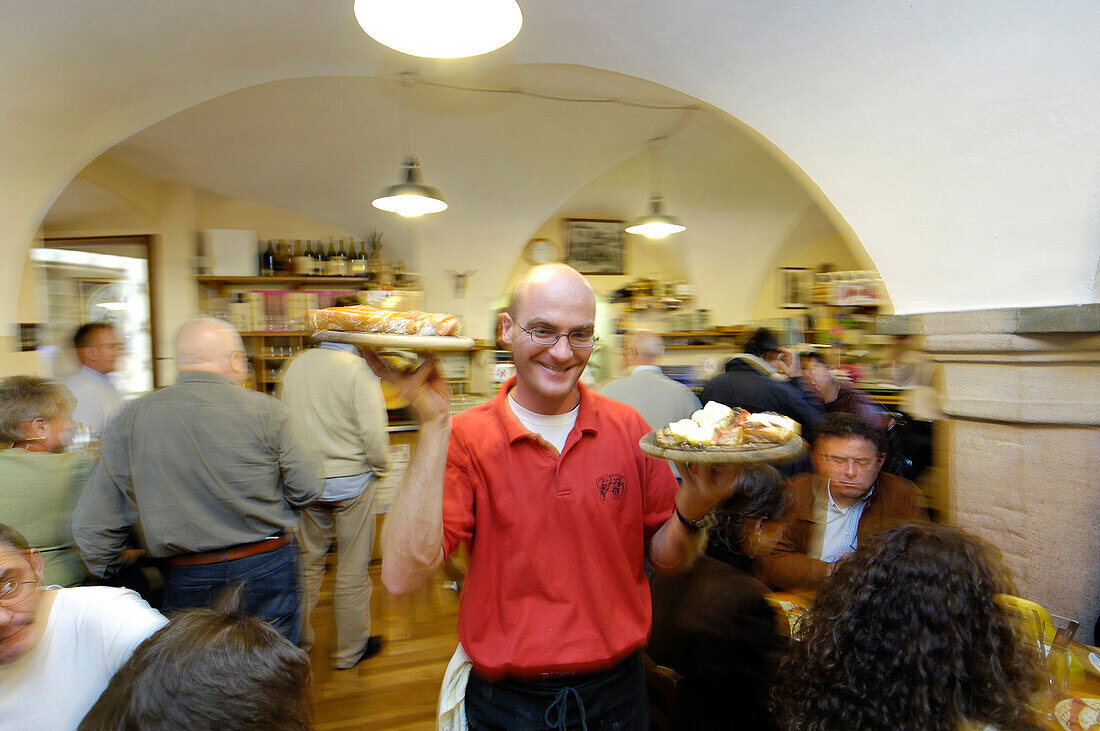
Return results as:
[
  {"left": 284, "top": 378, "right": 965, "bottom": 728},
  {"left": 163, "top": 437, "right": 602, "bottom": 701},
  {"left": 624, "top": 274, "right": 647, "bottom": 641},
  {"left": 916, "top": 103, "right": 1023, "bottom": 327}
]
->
[
  {"left": 599, "top": 366, "right": 702, "bottom": 431},
  {"left": 73, "top": 371, "right": 323, "bottom": 577}
]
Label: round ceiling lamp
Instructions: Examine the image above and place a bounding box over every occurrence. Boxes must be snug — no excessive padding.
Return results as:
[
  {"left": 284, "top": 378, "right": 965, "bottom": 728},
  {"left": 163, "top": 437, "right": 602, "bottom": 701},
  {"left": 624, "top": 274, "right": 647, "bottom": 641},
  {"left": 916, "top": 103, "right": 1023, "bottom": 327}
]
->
[
  {"left": 372, "top": 157, "right": 448, "bottom": 217},
  {"left": 353, "top": 0, "right": 523, "bottom": 59},
  {"left": 625, "top": 196, "right": 686, "bottom": 239}
]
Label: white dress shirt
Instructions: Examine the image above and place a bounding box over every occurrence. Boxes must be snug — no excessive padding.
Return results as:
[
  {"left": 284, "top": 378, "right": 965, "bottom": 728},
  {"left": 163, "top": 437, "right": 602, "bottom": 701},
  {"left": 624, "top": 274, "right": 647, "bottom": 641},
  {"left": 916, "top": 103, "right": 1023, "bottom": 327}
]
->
[
  {"left": 818, "top": 481, "right": 874, "bottom": 564},
  {"left": 65, "top": 365, "right": 125, "bottom": 439}
]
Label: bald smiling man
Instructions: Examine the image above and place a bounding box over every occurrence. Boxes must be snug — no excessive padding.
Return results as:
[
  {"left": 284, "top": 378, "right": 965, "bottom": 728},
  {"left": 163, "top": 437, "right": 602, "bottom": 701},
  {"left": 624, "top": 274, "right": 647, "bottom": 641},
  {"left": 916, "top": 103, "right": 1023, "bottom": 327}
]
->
[
  {"left": 374, "top": 265, "right": 740, "bottom": 728},
  {"left": 73, "top": 318, "right": 323, "bottom": 642}
]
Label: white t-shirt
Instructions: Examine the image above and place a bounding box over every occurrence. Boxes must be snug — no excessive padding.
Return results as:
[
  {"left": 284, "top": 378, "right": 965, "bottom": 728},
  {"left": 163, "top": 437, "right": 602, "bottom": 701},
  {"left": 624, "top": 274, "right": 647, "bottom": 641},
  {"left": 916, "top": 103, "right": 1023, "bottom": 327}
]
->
[
  {"left": 507, "top": 393, "right": 579, "bottom": 454},
  {"left": 0, "top": 586, "right": 167, "bottom": 731}
]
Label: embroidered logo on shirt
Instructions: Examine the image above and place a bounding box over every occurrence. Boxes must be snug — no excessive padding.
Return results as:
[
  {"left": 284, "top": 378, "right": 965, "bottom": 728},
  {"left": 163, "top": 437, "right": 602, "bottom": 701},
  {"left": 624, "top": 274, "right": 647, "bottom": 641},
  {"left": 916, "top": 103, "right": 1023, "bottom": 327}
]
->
[{"left": 596, "top": 473, "right": 625, "bottom": 499}]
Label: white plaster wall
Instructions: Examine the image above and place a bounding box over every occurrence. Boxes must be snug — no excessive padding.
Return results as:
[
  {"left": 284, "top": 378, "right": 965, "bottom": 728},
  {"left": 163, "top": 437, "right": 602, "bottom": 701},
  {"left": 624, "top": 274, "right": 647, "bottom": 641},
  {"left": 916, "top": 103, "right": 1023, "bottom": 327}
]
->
[{"left": 0, "top": 2, "right": 1096, "bottom": 339}]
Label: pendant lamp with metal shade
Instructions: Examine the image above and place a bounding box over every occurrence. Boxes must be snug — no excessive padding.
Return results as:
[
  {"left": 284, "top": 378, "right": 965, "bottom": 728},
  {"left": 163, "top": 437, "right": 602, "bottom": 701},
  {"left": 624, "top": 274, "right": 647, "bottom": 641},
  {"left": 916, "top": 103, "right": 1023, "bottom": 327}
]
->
[
  {"left": 625, "top": 143, "right": 685, "bottom": 239},
  {"left": 372, "top": 74, "right": 448, "bottom": 218},
  {"left": 372, "top": 156, "right": 447, "bottom": 217}
]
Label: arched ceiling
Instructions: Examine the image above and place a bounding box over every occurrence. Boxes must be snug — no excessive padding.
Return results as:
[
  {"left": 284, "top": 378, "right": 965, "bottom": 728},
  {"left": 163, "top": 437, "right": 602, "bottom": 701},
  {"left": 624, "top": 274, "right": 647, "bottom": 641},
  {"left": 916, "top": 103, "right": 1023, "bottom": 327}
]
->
[{"left": 2, "top": 1, "right": 1097, "bottom": 329}]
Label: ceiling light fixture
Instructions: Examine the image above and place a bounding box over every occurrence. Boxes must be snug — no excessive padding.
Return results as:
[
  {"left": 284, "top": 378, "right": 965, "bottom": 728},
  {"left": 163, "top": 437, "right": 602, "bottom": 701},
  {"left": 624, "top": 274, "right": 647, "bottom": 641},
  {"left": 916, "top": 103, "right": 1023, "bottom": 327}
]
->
[
  {"left": 372, "top": 156, "right": 448, "bottom": 217},
  {"left": 353, "top": 0, "right": 523, "bottom": 59},
  {"left": 372, "top": 73, "right": 448, "bottom": 218},
  {"left": 625, "top": 143, "right": 685, "bottom": 239},
  {"left": 625, "top": 195, "right": 686, "bottom": 239}
]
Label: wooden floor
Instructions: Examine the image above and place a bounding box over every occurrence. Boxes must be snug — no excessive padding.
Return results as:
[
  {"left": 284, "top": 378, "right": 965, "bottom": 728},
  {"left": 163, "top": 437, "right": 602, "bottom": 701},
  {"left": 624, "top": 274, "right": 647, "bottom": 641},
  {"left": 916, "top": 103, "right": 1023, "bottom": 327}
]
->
[{"left": 308, "top": 559, "right": 460, "bottom": 730}]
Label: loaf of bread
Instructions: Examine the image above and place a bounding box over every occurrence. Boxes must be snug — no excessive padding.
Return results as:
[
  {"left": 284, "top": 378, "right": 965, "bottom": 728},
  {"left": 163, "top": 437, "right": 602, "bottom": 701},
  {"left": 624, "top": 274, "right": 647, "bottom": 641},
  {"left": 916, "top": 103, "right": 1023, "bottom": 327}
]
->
[{"left": 308, "top": 305, "right": 461, "bottom": 337}]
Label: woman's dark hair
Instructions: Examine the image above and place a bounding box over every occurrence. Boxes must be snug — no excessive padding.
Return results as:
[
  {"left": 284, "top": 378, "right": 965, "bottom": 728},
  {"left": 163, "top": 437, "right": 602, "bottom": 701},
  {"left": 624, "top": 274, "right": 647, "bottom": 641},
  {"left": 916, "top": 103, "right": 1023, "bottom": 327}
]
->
[
  {"left": 743, "top": 327, "right": 780, "bottom": 359},
  {"left": 706, "top": 464, "right": 789, "bottom": 569},
  {"left": 772, "top": 522, "right": 1042, "bottom": 731},
  {"left": 79, "top": 586, "right": 312, "bottom": 730}
]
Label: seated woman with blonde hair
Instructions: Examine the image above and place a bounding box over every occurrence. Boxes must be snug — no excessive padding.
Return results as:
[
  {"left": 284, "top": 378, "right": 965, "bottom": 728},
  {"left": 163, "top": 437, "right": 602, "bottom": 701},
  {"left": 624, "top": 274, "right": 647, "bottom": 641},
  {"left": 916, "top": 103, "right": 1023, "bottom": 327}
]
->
[
  {"left": 772, "top": 522, "right": 1043, "bottom": 731},
  {"left": 0, "top": 376, "right": 94, "bottom": 586}
]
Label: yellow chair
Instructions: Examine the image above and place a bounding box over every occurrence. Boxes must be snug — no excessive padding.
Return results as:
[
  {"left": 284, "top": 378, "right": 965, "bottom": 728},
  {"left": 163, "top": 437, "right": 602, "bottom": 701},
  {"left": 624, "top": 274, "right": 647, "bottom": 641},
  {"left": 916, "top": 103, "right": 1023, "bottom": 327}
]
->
[{"left": 996, "top": 593, "right": 1055, "bottom": 646}]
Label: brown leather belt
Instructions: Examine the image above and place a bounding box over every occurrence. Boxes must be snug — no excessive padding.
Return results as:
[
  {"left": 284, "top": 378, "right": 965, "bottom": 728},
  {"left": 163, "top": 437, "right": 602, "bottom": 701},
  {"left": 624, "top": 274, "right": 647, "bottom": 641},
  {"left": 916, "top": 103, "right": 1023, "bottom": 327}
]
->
[{"left": 165, "top": 534, "right": 289, "bottom": 567}]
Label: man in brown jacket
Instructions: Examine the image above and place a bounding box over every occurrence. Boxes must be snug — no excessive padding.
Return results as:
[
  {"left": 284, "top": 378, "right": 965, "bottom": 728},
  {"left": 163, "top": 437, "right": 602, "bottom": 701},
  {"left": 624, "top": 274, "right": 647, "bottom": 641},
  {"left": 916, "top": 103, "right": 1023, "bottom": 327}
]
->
[{"left": 761, "top": 413, "right": 927, "bottom": 591}]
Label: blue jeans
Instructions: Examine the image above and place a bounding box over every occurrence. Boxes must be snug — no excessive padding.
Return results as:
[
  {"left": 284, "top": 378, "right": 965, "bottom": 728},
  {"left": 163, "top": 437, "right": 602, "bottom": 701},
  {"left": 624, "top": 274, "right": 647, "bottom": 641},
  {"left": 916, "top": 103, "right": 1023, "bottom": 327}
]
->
[
  {"left": 465, "top": 652, "right": 648, "bottom": 730},
  {"left": 161, "top": 542, "right": 300, "bottom": 643}
]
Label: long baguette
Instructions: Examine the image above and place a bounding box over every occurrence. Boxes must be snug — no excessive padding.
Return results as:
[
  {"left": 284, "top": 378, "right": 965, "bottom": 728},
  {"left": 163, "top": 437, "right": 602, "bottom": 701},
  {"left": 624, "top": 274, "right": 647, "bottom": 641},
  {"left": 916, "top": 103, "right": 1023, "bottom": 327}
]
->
[{"left": 308, "top": 305, "right": 461, "bottom": 337}]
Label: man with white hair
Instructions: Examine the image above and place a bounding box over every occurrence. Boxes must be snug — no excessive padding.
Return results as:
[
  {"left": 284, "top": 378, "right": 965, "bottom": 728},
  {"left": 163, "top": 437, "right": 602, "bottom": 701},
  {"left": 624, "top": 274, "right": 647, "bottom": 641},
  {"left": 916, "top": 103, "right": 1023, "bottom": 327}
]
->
[
  {"left": 599, "top": 331, "right": 701, "bottom": 433},
  {"left": 73, "top": 318, "right": 323, "bottom": 641}
]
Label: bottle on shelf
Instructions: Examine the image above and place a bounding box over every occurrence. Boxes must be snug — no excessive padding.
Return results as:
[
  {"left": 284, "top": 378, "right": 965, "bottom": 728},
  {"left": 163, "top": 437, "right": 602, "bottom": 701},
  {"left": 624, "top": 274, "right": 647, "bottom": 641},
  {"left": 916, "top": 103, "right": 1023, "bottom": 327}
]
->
[
  {"left": 304, "top": 240, "right": 320, "bottom": 276},
  {"left": 274, "top": 239, "right": 291, "bottom": 274},
  {"left": 350, "top": 237, "right": 368, "bottom": 276},
  {"left": 323, "top": 238, "right": 338, "bottom": 276},
  {"left": 259, "top": 240, "right": 276, "bottom": 276},
  {"left": 315, "top": 238, "right": 329, "bottom": 276},
  {"left": 332, "top": 238, "right": 349, "bottom": 276},
  {"left": 292, "top": 239, "right": 310, "bottom": 276}
]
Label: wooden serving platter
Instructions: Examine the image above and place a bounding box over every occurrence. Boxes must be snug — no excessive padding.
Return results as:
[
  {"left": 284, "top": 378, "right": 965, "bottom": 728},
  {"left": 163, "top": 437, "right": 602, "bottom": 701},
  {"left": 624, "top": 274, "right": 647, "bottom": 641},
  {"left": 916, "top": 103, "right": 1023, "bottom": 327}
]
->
[
  {"left": 313, "top": 330, "right": 475, "bottom": 351},
  {"left": 639, "top": 431, "right": 807, "bottom": 464}
]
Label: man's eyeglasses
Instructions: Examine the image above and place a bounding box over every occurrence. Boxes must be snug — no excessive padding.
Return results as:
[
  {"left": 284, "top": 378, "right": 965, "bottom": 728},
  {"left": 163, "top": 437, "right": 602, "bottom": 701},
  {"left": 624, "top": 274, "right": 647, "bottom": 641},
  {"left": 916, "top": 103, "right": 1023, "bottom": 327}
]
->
[
  {"left": 517, "top": 323, "right": 597, "bottom": 349},
  {"left": 821, "top": 455, "right": 875, "bottom": 468},
  {"left": 0, "top": 576, "right": 38, "bottom": 606}
]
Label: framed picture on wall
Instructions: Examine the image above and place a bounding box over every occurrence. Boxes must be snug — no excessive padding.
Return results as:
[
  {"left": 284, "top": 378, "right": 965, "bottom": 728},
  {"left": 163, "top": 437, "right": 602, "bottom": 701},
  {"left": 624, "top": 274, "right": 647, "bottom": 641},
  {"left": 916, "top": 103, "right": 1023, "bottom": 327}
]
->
[
  {"left": 563, "top": 218, "right": 626, "bottom": 275},
  {"left": 779, "top": 267, "right": 813, "bottom": 309}
]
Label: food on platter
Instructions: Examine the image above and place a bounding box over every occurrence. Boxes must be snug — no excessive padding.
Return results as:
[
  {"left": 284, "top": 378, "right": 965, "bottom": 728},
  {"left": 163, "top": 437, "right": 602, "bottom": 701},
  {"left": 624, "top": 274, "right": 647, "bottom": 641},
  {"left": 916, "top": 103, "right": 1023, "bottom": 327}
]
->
[
  {"left": 654, "top": 401, "right": 800, "bottom": 449},
  {"left": 308, "top": 304, "right": 461, "bottom": 337},
  {"left": 742, "top": 412, "right": 801, "bottom": 444},
  {"left": 1054, "top": 696, "right": 1100, "bottom": 731}
]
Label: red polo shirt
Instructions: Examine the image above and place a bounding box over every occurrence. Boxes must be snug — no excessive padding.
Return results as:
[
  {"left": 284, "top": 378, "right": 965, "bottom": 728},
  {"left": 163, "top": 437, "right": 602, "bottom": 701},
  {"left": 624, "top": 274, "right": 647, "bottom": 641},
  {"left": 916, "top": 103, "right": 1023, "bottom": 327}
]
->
[{"left": 442, "top": 378, "right": 678, "bottom": 679}]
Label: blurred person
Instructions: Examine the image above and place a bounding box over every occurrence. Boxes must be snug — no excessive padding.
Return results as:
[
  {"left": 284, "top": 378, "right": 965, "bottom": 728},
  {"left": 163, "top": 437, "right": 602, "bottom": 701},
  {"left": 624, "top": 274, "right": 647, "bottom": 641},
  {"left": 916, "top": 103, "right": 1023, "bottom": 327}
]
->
[
  {"left": 800, "top": 350, "right": 890, "bottom": 430},
  {"left": 375, "top": 264, "right": 739, "bottom": 728},
  {"left": 600, "top": 330, "right": 700, "bottom": 480},
  {"left": 0, "top": 523, "right": 166, "bottom": 731},
  {"left": 280, "top": 320, "right": 391, "bottom": 669},
  {"left": 760, "top": 413, "right": 927, "bottom": 591},
  {"left": 647, "top": 464, "right": 790, "bottom": 730},
  {"left": 73, "top": 318, "right": 323, "bottom": 642},
  {"left": 705, "top": 463, "right": 791, "bottom": 574},
  {"left": 0, "top": 376, "right": 93, "bottom": 586},
  {"left": 66, "top": 323, "right": 126, "bottom": 440},
  {"left": 599, "top": 330, "right": 701, "bottom": 431},
  {"left": 701, "top": 327, "right": 824, "bottom": 441},
  {"left": 79, "top": 586, "right": 311, "bottom": 731},
  {"left": 772, "top": 522, "right": 1043, "bottom": 731}
]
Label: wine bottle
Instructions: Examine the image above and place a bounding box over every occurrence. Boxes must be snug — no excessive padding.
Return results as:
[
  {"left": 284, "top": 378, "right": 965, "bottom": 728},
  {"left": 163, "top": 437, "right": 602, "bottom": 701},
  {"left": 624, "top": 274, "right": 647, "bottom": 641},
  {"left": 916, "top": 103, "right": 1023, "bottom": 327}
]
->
[
  {"left": 303, "top": 241, "right": 317, "bottom": 276},
  {"left": 317, "top": 238, "right": 330, "bottom": 276},
  {"left": 350, "top": 238, "right": 368, "bottom": 276},
  {"left": 274, "top": 239, "right": 291, "bottom": 274},
  {"left": 292, "top": 239, "right": 310, "bottom": 276},
  {"left": 333, "top": 238, "right": 349, "bottom": 276},
  {"left": 324, "top": 238, "right": 339, "bottom": 276},
  {"left": 260, "top": 240, "right": 276, "bottom": 276}
]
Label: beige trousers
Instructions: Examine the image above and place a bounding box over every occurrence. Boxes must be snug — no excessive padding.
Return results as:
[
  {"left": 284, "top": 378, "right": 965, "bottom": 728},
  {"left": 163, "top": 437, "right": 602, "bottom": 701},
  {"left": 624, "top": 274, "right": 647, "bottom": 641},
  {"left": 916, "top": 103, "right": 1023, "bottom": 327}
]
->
[{"left": 298, "top": 479, "right": 377, "bottom": 668}]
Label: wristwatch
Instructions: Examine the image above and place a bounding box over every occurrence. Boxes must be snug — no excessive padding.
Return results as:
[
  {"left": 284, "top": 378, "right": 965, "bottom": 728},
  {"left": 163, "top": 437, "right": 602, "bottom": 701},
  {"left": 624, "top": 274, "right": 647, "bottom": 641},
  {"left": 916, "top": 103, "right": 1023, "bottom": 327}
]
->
[{"left": 674, "top": 505, "right": 714, "bottom": 533}]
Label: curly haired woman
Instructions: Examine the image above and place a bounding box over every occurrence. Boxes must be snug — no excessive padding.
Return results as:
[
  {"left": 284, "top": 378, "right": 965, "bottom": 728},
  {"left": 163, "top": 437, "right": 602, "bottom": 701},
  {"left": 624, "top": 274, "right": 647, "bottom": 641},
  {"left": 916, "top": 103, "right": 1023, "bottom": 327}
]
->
[{"left": 772, "top": 522, "right": 1043, "bottom": 731}]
